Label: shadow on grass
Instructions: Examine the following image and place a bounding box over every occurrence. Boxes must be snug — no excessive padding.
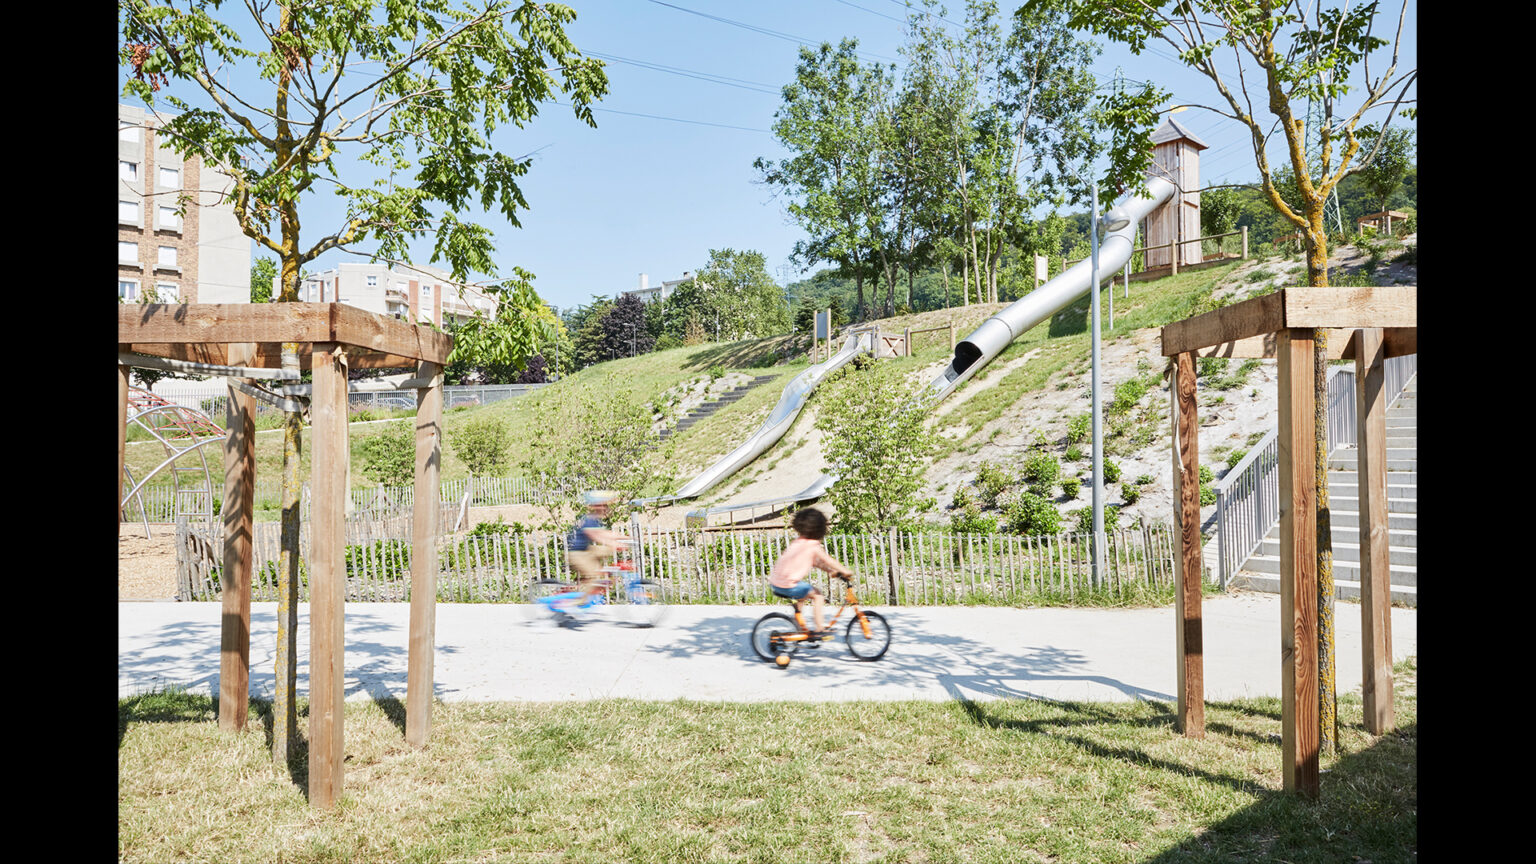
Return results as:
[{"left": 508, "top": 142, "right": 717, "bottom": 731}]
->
[
  {"left": 1136, "top": 721, "right": 1418, "bottom": 863},
  {"left": 682, "top": 337, "right": 794, "bottom": 372}
]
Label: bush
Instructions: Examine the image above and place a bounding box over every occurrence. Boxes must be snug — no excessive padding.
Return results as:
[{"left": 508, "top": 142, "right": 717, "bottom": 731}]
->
[
  {"left": 1109, "top": 376, "right": 1153, "bottom": 416},
  {"left": 467, "top": 516, "right": 513, "bottom": 537},
  {"left": 1199, "top": 464, "right": 1216, "bottom": 506},
  {"left": 1103, "top": 459, "right": 1122, "bottom": 484},
  {"left": 355, "top": 422, "right": 415, "bottom": 487},
  {"left": 974, "top": 462, "right": 1011, "bottom": 506},
  {"left": 950, "top": 502, "right": 999, "bottom": 535},
  {"left": 1020, "top": 451, "right": 1060, "bottom": 493},
  {"left": 950, "top": 485, "right": 974, "bottom": 510},
  {"left": 1060, "top": 476, "right": 1081, "bottom": 499},
  {"left": 1006, "top": 492, "right": 1060, "bottom": 536},
  {"left": 1075, "top": 504, "right": 1120, "bottom": 534},
  {"left": 1121, "top": 483, "right": 1141, "bottom": 505},
  {"left": 450, "top": 416, "right": 513, "bottom": 476},
  {"left": 1135, "top": 474, "right": 1154, "bottom": 486},
  {"left": 1066, "top": 413, "right": 1091, "bottom": 444},
  {"left": 707, "top": 364, "right": 726, "bottom": 381},
  {"left": 345, "top": 540, "right": 411, "bottom": 581},
  {"left": 1064, "top": 444, "right": 1084, "bottom": 462}
]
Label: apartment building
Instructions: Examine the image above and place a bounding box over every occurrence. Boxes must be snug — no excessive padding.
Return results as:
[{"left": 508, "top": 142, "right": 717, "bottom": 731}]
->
[
  {"left": 296, "top": 261, "right": 498, "bottom": 327},
  {"left": 117, "top": 104, "right": 249, "bottom": 305}
]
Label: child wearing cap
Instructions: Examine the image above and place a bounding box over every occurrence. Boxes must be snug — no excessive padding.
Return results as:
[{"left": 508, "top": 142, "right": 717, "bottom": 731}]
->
[{"left": 562, "top": 491, "right": 632, "bottom": 615}]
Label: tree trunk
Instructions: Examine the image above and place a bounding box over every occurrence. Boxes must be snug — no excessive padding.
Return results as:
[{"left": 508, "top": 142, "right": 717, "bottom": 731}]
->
[{"left": 1305, "top": 212, "right": 1338, "bottom": 758}]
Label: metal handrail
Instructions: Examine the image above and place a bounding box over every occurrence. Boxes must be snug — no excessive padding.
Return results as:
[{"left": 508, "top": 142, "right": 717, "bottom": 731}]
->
[{"left": 1212, "top": 352, "right": 1417, "bottom": 587}]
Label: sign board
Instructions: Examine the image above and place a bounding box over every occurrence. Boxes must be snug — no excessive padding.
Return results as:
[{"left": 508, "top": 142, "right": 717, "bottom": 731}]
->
[
  {"left": 1034, "top": 254, "right": 1049, "bottom": 284},
  {"left": 814, "top": 309, "right": 830, "bottom": 340}
]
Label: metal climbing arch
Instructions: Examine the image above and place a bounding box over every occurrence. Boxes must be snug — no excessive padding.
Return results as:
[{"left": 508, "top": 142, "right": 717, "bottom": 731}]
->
[{"left": 121, "top": 385, "right": 227, "bottom": 539}]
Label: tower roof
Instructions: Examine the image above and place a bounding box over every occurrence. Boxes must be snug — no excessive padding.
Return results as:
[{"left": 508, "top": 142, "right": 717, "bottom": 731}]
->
[{"left": 1151, "top": 116, "right": 1209, "bottom": 150}]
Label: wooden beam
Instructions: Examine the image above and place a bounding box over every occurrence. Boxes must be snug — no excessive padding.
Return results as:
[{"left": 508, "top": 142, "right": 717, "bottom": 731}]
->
[
  {"left": 119, "top": 303, "right": 453, "bottom": 366},
  {"left": 1194, "top": 328, "right": 1416, "bottom": 360},
  {"left": 1277, "top": 328, "right": 1320, "bottom": 798},
  {"left": 119, "top": 353, "right": 130, "bottom": 533},
  {"left": 1283, "top": 287, "right": 1417, "bottom": 330},
  {"left": 1160, "top": 291, "right": 1286, "bottom": 356},
  {"left": 308, "top": 343, "right": 348, "bottom": 809},
  {"left": 219, "top": 343, "right": 257, "bottom": 733},
  {"left": 1172, "top": 352, "right": 1204, "bottom": 737},
  {"left": 406, "top": 361, "right": 443, "bottom": 749},
  {"left": 1353, "top": 329, "right": 1394, "bottom": 735}
]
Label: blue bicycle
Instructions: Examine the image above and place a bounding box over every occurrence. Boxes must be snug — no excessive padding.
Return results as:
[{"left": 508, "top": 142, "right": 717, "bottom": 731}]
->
[{"left": 527, "top": 543, "right": 668, "bottom": 628}]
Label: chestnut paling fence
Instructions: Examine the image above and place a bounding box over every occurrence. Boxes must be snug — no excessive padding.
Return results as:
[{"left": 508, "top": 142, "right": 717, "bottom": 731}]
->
[{"left": 175, "top": 520, "right": 1186, "bottom": 606}]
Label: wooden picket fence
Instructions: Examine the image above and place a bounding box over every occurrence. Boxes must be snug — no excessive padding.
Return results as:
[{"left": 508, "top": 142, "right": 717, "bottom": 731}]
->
[{"left": 176, "top": 519, "right": 1185, "bottom": 605}]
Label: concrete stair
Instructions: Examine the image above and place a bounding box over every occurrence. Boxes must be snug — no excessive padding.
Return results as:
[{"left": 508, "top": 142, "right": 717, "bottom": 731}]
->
[
  {"left": 655, "top": 375, "right": 778, "bottom": 444},
  {"left": 1230, "top": 377, "right": 1417, "bottom": 606}
]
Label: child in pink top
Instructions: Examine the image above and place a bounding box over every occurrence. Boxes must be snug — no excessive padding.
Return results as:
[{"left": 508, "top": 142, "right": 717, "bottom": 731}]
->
[{"left": 769, "top": 508, "right": 852, "bottom": 635}]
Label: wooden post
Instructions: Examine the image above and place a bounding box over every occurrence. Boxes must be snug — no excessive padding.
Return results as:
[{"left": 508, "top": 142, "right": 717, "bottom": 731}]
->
[
  {"left": 1242, "top": 225, "right": 1249, "bottom": 260},
  {"left": 904, "top": 326, "right": 911, "bottom": 357},
  {"left": 887, "top": 526, "right": 900, "bottom": 605},
  {"left": 1278, "top": 328, "right": 1320, "bottom": 797},
  {"left": 949, "top": 322, "right": 955, "bottom": 353},
  {"left": 309, "top": 343, "right": 348, "bottom": 809},
  {"left": 1171, "top": 352, "right": 1204, "bottom": 737},
  {"left": 118, "top": 354, "right": 130, "bottom": 533},
  {"left": 1353, "top": 329, "right": 1394, "bottom": 734},
  {"left": 406, "top": 361, "right": 443, "bottom": 748},
  {"left": 219, "top": 343, "right": 258, "bottom": 732}
]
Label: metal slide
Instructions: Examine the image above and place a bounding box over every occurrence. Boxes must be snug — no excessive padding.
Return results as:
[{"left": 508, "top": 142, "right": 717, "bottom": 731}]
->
[
  {"left": 687, "top": 176, "right": 1177, "bottom": 525},
  {"left": 649, "top": 330, "right": 874, "bottom": 505}
]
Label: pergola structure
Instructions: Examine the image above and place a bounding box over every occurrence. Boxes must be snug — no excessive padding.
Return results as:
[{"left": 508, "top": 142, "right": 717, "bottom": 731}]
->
[
  {"left": 118, "top": 303, "right": 452, "bottom": 809},
  {"left": 1159, "top": 286, "right": 1416, "bottom": 797}
]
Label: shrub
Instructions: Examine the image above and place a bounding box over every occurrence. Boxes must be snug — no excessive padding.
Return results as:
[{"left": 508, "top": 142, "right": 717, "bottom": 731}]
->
[
  {"left": 1020, "top": 451, "right": 1060, "bottom": 493},
  {"left": 1060, "top": 476, "right": 1081, "bottom": 499},
  {"left": 467, "top": 516, "right": 513, "bottom": 537},
  {"left": 950, "top": 485, "right": 974, "bottom": 510},
  {"left": 1103, "top": 459, "right": 1122, "bottom": 484},
  {"left": 707, "top": 364, "right": 726, "bottom": 381},
  {"left": 1135, "top": 474, "right": 1154, "bottom": 486},
  {"left": 950, "top": 502, "right": 999, "bottom": 535},
  {"left": 345, "top": 540, "right": 411, "bottom": 581},
  {"left": 355, "top": 422, "right": 415, "bottom": 486},
  {"left": 1066, "top": 413, "right": 1091, "bottom": 444},
  {"left": 1006, "top": 492, "right": 1060, "bottom": 535},
  {"left": 974, "top": 462, "right": 1011, "bottom": 506},
  {"left": 1199, "top": 464, "right": 1216, "bottom": 506},
  {"left": 1110, "top": 376, "right": 1154, "bottom": 416},
  {"left": 1198, "top": 356, "right": 1230, "bottom": 378},
  {"left": 1075, "top": 504, "right": 1120, "bottom": 533},
  {"left": 1064, "top": 444, "right": 1084, "bottom": 462},
  {"left": 449, "top": 416, "right": 513, "bottom": 476},
  {"left": 1121, "top": 483, "right": 1141, "bottom": 505}
]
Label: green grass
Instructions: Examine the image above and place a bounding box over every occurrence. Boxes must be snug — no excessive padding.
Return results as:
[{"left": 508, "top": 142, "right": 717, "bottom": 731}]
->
[{"left": 118, "top": 658, "right": 1416, "bottom": 863}]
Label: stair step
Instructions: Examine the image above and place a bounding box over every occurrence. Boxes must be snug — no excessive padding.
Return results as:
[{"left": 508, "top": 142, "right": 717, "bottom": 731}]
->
[
  {"left": 1257, "top": 536, "right": 1416, "bottom": 564},
  {"left": 1245, "top": 552, "right": 1417, "bottom": 582},
  {"left": 1230, "top": 572, "right": 1417, "bottom": 606},
  {"left": 1320, "top": 511, "right": 1417, "bottom": 532},
  {"left": 1328, "top": 496, "right": 1418, "bottom": 515}
]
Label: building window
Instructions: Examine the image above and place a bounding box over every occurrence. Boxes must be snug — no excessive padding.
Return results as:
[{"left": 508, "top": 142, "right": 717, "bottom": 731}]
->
[
  {"left": 118, "top": 200, "right": 139, "bottom": 223},
  {"left": 119, "top": 121, "right": 140, "bottom": 143},
  {"left": 366, "top": 275, "right": 378, "bottom": 287},
  {"left": 120, "top": 161, "right": 138, "bottom": 181},
  {"left": 158, "top": 206, "right": 181, "bottom": 231},
  {"left": 157, "top": 246, "right": 177, "bottom": 267},
  {"left": 156, "top": 283, "right": 180, "bottom": 303},
  {"left": 158, "top": 167, "right": 180, "bottom": 188},
  {"left": 421, "top": 284, "right": 432, "bottom": 302},
  {"left": 119, "top": 280, "right": 139, "bottom": 301},
  {"left": 119, "top": 241, "right": 139, "bottom": 263}
]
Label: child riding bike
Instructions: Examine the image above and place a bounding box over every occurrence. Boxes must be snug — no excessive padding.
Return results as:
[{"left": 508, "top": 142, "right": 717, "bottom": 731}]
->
[
  {"left": 545, "top": 490, "right": 633, "bottom": 624},
  {"left": 768, "top": 507, "right": 852, "bottom": 637}
]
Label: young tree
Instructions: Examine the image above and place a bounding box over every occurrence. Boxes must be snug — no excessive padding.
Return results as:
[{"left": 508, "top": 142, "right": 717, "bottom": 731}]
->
[
  {"left": 600, "top": 293, "right": 656, "bottom": 359},
  {"left": 449, "top": 416, "right": 513, "bottom": 476},
  {"left": 1199, "top": 186, "right": 1243, "bottom": 237},
  {"left": 1046, "top": 0, "right": 1416, "bottom": 757},
  {"left": 694, "top": 249, "right": 791, "bottom": 339},
  {"left": 1354, "top": 123, "right": 1415, "bottom": 217},
  {"left": 120, "top": 0, "right": 607, "bottom": 767},
  {"left": 814, "top": 362, "right": 939, "bottom": 533},
  {"left": 250, "top": 257, "right": 276, "bottom": 303}
]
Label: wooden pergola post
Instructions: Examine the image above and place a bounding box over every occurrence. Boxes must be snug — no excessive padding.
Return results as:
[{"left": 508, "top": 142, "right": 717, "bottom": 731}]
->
[
  {"left": 309, "top": 342, "right": 348, "bottom": 808},
  {"left": 118, "top": 355, "right": 130, "bottom": 532},
  {"left": 1171, "top": 351, "right": 1204, "bottom": 737},
  {"left": 406, "top": 361, "right": 443, "bottom": 747},
  {"left": 1277, "top": 328, "right": 1320, "bottom": 797},
  {"left": 219, "top": 343, "right": 258, "bottom": 732},
  {"left": 1354, "top": 328, "right": 1394, "bottom": 734}
]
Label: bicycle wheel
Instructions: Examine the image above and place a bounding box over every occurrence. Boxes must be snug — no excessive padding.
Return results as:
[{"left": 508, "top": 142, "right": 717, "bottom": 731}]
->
[
  {"left": 520, "top": 578, "right": 571, "bottom": 622},
  {"left": 750, "top": 613, "right": 801, "bottom": 662},
  {"left": 622, "top": 580, "right": 669, "bottom": 628},
  {"left": 844, "top": 611, "right": 891, "bottom": 661}
]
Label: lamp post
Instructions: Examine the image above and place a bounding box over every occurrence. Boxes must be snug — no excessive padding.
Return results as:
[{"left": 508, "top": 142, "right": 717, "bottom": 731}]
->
[
  {"left": 1090, "top": 180, "right": 1131, "bottom": 586},
  {"left": 623, "top": 322, "right": 637, "bottom": 358}
]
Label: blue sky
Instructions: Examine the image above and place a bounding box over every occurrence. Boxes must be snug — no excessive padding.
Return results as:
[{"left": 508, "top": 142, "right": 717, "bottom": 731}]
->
[{"left": 122, "top": 0, "right": 1416, "bottom": 311}]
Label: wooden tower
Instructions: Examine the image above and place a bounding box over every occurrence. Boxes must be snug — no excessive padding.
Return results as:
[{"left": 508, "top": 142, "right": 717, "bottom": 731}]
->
[{"left": 1143, "top": 117, "right": 1209, "bottom": 270}]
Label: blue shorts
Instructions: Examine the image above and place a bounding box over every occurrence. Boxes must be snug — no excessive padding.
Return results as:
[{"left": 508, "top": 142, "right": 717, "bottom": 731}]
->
[{"left": 771, "top": 582, "right": 814, "bottom": 600}]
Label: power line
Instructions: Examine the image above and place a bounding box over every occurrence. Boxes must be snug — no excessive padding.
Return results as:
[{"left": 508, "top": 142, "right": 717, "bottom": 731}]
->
[
  {"left": 642, "top": 0, "right": 900, "bottom": 64},
  {"left": 554, "top": 101, "right": 769, "bottom": 134},
  {"left": 587, "top": 51, "right": 782, "bottom": 95}
]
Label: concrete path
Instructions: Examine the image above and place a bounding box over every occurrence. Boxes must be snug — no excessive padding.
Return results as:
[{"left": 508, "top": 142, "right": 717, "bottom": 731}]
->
[{"left": 119, "top": 593, "right": 1417, "bottom": 704}]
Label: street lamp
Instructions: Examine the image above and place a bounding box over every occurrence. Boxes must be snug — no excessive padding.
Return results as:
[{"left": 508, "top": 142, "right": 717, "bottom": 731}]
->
[
  {"left": 623, "top": 322, "right": 637, "bottom": 358},
  {"left": 1090, "top": 181, "right": 1132, "bottom": 585}
]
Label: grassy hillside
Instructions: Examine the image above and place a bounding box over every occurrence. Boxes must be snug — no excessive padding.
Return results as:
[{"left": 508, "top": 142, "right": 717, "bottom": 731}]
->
[{"left": 126, "top": 240, "right": 1367, "bottom": 525}]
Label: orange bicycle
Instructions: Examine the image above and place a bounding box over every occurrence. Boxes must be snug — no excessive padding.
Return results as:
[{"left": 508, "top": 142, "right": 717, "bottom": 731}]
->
[{"left": 750, "top": 573, "right": 890, "bottom": 667}]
